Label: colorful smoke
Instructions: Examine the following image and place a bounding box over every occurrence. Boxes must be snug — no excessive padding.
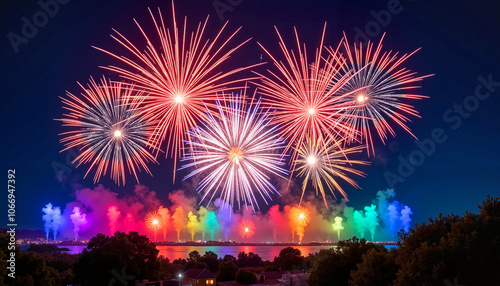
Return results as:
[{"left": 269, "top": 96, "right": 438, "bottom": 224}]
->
[
  {"left": 106, "top": 205, "right": 121, "bottom": 235},
  {"left": 157, "top": 206, "right": 170, "bottom": 241},
  {"left": 42, "top": 203, "right": 63, "bottom": 242},
  {"left": 44, "top": 184, "right": 413, "bottom": 243},
  {"left": 172, "top": 206, "right": 186, "bottom": 241},
  {"left": 70, "top": 207, "right": 87, "bottom": 241},
  {"left": 268, "top": 205, "right": 285, "bottom": 243},
  {"left": 332, "top": 217, "right": 344, "bottom": 241},
  {"left": 187, "top": 211, "right": 201, "bottom": 241}
]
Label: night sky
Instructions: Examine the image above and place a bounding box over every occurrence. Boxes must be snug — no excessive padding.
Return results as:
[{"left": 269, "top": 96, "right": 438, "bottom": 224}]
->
[{"left": 1, "top": 0, "right": 499, "bottom": 230}]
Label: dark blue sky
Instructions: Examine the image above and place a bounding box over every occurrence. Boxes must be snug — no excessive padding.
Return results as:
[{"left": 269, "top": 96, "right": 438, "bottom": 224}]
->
[{"left": 1, "top": 0, "right": 499, "bottom": 230}]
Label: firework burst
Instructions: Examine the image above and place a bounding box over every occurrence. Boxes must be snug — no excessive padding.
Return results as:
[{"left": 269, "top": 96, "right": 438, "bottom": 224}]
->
[
  {"left": 94, "top": 2, "right": 260, "bottom": 179},
  {"left": 253, "top": 24, "right": 367, "bottom": 167},
  {"left": 295, "top": 137, "right": 369, "bottom": 207},
  {"left": 288, "top": 205, "right": 311, "bottom": 242},
  {"left": 146, "top": 211, "right": 162, "bottom": 242},
  {"left": 238, "top": 219, "right": 256, "bottom": 239},
  {"left": 333, "top": 33, "right": 433, "bottom": 155},
  {"left": 57, "top": 76, "right": 156, "bottom": 186},
  {"left": 180, "top": 90, "right": 288, "bottom": 211},
  {"left": 289, "top": 205, "right": 311, "bottom": 227}
]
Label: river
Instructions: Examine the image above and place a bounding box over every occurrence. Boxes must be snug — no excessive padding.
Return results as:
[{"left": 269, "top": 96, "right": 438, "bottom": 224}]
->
[{"left": 49, "top": 244, "right": 396, "bottom": 261}]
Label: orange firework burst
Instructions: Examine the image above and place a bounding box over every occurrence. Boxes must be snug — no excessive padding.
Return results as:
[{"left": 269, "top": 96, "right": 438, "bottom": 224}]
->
[
  {"left": 288, "top": 205, "right": 311, "bottom": 243},
  {"left": 289, "top": 206, "right": 311, "bottom": 226},
  {"left": 238, "top": 220, "right": 256, "bottom": 239},
  {"left": 57, "top": 76, "right": 157, "bottom": 186},
  {"left": 333, "top": 33, "right": 433, "bottom": 155},
  {"left": 146, "top": 211, "right": 162, "bottom": 242},
  {"left": 94, "top": 2, "right": 260, "bottom": 179},
  {"left": 254, "top": 24, "right": 367, "bottom": 168}
]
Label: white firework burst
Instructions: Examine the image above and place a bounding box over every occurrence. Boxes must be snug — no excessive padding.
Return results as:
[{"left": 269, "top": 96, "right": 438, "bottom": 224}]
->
[
  {"left": 57, "top": 76, "right": 157, "bottom": 185},
  {"left": 180, "top": 91, "right": 288, "bottom": 211}
]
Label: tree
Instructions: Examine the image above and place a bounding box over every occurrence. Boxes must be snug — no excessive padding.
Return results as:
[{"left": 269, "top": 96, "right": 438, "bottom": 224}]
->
[
  {"left": 350, "top": 248, "right": 399, "bottom": 286},
  {"left": 184, "top": 250, "right": 216, "bottom": 271},
  {"left": 247, "top": 252, "right": 263, "bottom": 267},
  {"left": 273, "top": 247, "right": 304, "bottom": 270},
  {"left": 395, "top": 196, "right": 500, "bottom": 285},
  {"left": 236, "top": 251, "right": 262, "bottom": 267},
  {"left": 15, "top": 251, "right": 53, "bottom": 286},
  {"left": 187, "top": 250, "right": 201, "bottom": 262},
  {"left": 217, "top": 260, "right": 238, "bottom": 282},
  {"left": 235, "top": 269, "right": 257, "bottom": 284},
  {"left": 73, "top": 231, "right": 161, "bottom": 285},
  {"left": 200, "top": 251, "right": 220, "bottom": 273},
  {"left": 169, "top": 258, "right": 186, "bottom": 277},
  {"left": 307, "top": 237, "right": 385, "bottom": 286},
  {"left": 222, "top": 254, "right": 236, "bottom": 262},
  {"left": 0, "top": 228, "right": 53, "bottom": 286}
]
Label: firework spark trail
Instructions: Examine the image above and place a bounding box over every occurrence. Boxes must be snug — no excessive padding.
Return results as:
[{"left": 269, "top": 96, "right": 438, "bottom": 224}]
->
[
  {"left": 333, "top": 33, "right": 433, "bottom": 155},
  {"left": 238, "top": 219, "right": 256, "bottom": 239},
  {"left": 254, "top": 24, "right": 368, "bottom": 169},
  {"left": 57, "top": 76, "right": 157, "bottom": 186},
  {"left": 180, "top": 91, "right": 288, "bottom": 211},
  {"left": 294, "top": 136, "right": 369, "bottom": 207},
  {"left": 94, "top": 2, "right": 261, "bottom": 180}
]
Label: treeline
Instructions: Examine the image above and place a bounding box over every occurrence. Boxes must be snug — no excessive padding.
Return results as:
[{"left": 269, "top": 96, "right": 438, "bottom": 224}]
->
[{"left": 306, "top": 195, "right": 500, "bottom": 285}]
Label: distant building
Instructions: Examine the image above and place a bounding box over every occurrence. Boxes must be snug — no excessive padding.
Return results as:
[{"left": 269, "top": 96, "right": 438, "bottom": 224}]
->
[{"left": 182, "top": 268, "right": 216, "bottom": 286}]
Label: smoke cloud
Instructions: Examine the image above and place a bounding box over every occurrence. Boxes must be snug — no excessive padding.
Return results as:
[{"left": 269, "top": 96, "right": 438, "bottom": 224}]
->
[
  {"left": 70, "top": 206, "right": 87, "bottom": 241},
  {"left": 44, "top": 182, "right": 413, "bottom": 242},
  {"left": 42, "top": 203, "right": 64, "bottom": 241}
]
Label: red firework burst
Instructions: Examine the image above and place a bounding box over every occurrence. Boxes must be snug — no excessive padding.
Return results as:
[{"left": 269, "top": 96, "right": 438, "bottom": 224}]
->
[
  {"left": 333, "top": 33, "right": 433, "bottom": 155},
  {"left": 238, "top": 220, "right": 256, "bottom": 239},
  {"left": 253, "top": 24, "right": 367, "bottom": 167},
  {"left": 146, "top": 211, "right": 162, "bottom": 242},
  {"left": 94, "top": 1, "right": 260, "bottom": 180}
]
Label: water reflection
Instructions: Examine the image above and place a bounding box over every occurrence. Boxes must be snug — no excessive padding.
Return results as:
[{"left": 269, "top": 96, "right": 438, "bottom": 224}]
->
[{"left": 59, "top": 245, "right": 396, "bottom": 261}]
